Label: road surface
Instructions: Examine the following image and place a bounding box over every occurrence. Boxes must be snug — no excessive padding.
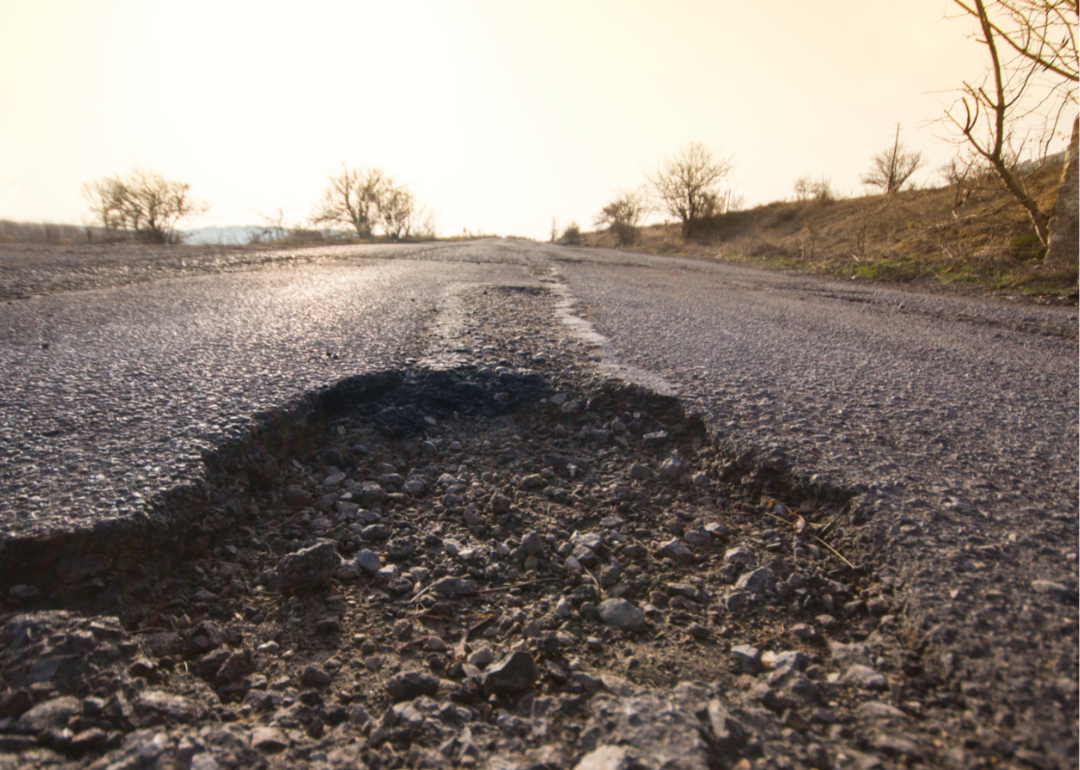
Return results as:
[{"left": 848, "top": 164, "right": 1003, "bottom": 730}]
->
[{"left": 0, "top": 239, "right": 1076, "bottom": 764}]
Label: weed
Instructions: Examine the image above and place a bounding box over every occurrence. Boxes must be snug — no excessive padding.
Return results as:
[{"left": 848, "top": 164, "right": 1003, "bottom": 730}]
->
[{"left": 1009, "top": 233, "right": 1045, "bottom": 260}]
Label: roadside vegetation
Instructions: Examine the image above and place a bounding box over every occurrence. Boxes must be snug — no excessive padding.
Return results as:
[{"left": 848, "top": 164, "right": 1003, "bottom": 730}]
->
[
  {"left": 580, "top": 0, "right": 1077, "bottom": 300},
  {"left": 583, "top": 156, "right": 1077, "bottom": 298}
]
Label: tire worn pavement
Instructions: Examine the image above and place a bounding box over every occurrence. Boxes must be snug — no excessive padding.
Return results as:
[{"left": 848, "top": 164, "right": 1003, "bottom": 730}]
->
[{"left": 0, "top": 239, "right": 1076, "bottom": 769}]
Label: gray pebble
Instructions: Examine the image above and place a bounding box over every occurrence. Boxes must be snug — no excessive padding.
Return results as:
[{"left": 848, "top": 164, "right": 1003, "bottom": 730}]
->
[{"left": 598, "top": 598, "right": 645, "bottom": 632}]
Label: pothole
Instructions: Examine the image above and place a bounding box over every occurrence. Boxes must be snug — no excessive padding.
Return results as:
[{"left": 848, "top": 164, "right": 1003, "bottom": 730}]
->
[{"left": 0, "top": 285, "right": 912, "bottom": 770}]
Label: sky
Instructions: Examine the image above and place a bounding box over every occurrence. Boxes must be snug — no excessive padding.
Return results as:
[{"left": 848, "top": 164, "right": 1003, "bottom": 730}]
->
[{"left": 1, "top": 0, "right": 1073, "bottom": 241}]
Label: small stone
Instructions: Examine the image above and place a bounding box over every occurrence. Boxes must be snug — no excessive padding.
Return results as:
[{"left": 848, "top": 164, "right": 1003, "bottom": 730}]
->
[
  {"left": 336, "top": 561, "right": 360, "bottom": 580},
  {"left": 764, "top": 650, "right": 807, "bottom": 673},
  {"left": 554, "top": 598, "right": 573, "bottom": 618},
  {"left": 749, "top": 682, "right": 793, "bottom": 711},
  {"left": 629, "top": 463, "right": 653, "bottom": 481},
  {"left": 842, "top": 664, "right": 888, "bottom": 690},
  {"left": 724, "top": 591, "right": 753, "bottom": 611},
  {"left": 12, "top": 696, "right": 80, "bottom": 734},
  {"left": 792, "top": 624, "right": 817, "bottom": 640},
  {"left": 597, "top": 598, "right": 645, "bottom": 632},
  {"left": 387, "top": 671, "right": 439, "bottom": 701},
  {"left": 483, "top": 651, "right": 539, "bottom": 695},
  {"left": 276, "top": 542, "right": 341, "bottom": 590},
  {"left": 375, "top": 565, "right": 400, "bottom": 582},
  {"left": 520, "top": 474, "right": 547, "bottom": 489},
  {"left": 467, "top": 647, "right": 494, "bottom": 667},
  {"left": 867, "top": 597, "right": 891, "bottom": 616},
  {"left": 300, "top": 665, "right": 332, "bottom": 688},
  {"left": 643, "top": 431, "right": 668, "bottom": 445},
  {"left": 1031, "top": 580, "right": 1078, "bottom": 602},
  {"left": 323, "top": 471, "right": 347, "bottom": 486},
  {"left": 657, "top": 539, "right": 695, "bottom": 564},
  {"left": 355, "top": 550, "right": 381, "bottom": 574},
  {"left": 69, "top": 728, "right": 108, "bottom": 753},
  {"left": 688, "top": 623, "right": 710, "bottom": 639},
  {"left": 521, "top": 532, "right": 545, "bottom": 555},
  {"left": 855, "top": 701, "right": 908, "bottom": 720},
  {"left": 684, "top": 527, "right": 712, "bottom": 548},
  {"left": 251, "top": 726, "right": 289, "bottom": 753},
  {"left": 737, "top": 566, "right": 776, "bottom": 594},
  {"left": 387, "top": 538, "right": 415, "bottom": 560},
  {"left": 659, "top": 457, "right": 682, "bottom": 481},
  {"left": 430, "top": 576, "right": 477, "bottom": 597},
  {"left": 284, "top": 485, "right": 313, "bottom": 508},
  {"left": 815, "top": 614, "right": 839, "bottom": 630},
  {"left": 708, "top": 699, "right": 746, "bottom": 749},
  {"left": 336, "top": 500, "right": 359, "bottom": 517},
  {"left": 572, "top": 544, "right": 600, "bottom": 568},
  {"left": 875, "top": 733, "right": 922, "bottom": 758},
  {"left": 134, "top": 690, "right": 198, "bottom": 724},
  {"left": 731, "top": 645, "right": 763, "bottom": 674},
  {"left": 316, "top": 617, "right": 343, "bottom": 633},
  {"left": 724, "top": 547, "right": 754, "bottom": 566},
  {"left": 216, "top": 649, "right": 254, "bottom": 684},
  {"left": 362, "top": 524, "right": 390, "bottom": 541}
]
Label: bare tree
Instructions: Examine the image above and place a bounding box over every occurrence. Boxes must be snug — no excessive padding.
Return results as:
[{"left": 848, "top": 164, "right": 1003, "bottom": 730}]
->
[
  {"left": 593, "top": 188, "right": 649, "bottom": 246},
  {"left": 311, "top": 165, "right": 387, "bottom": 237},
  {"left": 377, "top": 182, "right": 419, "bottom": 239},
  {"left": 647, "top": 142, "right": 735, "bottom": 236},
  {"left": 793, "top": 175, "right": 837, "bottom": 203},
  {"left": 83, "top": 169, "right": 208, "bottom": 244},
  {"left": 249, "top": 208, "right": 296, "bottom": 244},
  {"left": 944, "top": 0, "right": 1078, "bottom": 250},
  {"left": 862, "top": 125, "right": 926, "bottom": 193}
]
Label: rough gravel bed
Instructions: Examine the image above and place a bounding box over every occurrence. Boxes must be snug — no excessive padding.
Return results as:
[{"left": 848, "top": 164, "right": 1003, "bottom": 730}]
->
[{"left": 2, "top": 284, "right": 1069, "bottom": 770}]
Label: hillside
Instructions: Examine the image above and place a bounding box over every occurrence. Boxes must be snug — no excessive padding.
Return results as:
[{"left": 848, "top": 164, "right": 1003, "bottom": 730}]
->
[{"left": 584, "top": 161, "right": 1078, "bottom": 302}]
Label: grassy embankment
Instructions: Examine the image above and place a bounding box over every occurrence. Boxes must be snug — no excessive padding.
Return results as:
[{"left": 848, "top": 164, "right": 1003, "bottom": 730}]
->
[{"left": 583, "top": 161, "right": 1078, "bottom": 301}]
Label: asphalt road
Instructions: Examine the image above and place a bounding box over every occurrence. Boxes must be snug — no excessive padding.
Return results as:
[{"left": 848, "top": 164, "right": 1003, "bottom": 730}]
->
[
  {"left": 3, "top": 238, "right": 1076, "bottom": 549},
  {"left": 1, "top": 239, "right": 1077, "bottom": 756}
]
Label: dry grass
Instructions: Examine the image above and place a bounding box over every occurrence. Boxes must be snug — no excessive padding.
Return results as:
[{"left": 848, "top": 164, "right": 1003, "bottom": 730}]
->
[{"left": 584, "top": 162, "right": 1078, "bottom": 302}]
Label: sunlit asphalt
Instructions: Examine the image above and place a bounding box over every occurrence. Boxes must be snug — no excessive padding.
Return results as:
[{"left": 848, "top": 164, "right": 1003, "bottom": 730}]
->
[{"left": 1, "top": 239, "right": 1076, "bottom": 564}]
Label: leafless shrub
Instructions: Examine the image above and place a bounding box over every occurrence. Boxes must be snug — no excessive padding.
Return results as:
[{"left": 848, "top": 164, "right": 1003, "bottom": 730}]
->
[
  {"left": 83, "top": 168, "right": 209, "bottom": 244},
  {"left": 559, "top": 221, "right": 583, "bottom": 246},
  {"left": 862, "top": 125, "right": 926, "bottom": 194},
  {"left": 793, "top": 176, "right": 837, "bottom": 203},
  {"left": 593, "top": 189, "right": 649, "bottom": 246}
]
